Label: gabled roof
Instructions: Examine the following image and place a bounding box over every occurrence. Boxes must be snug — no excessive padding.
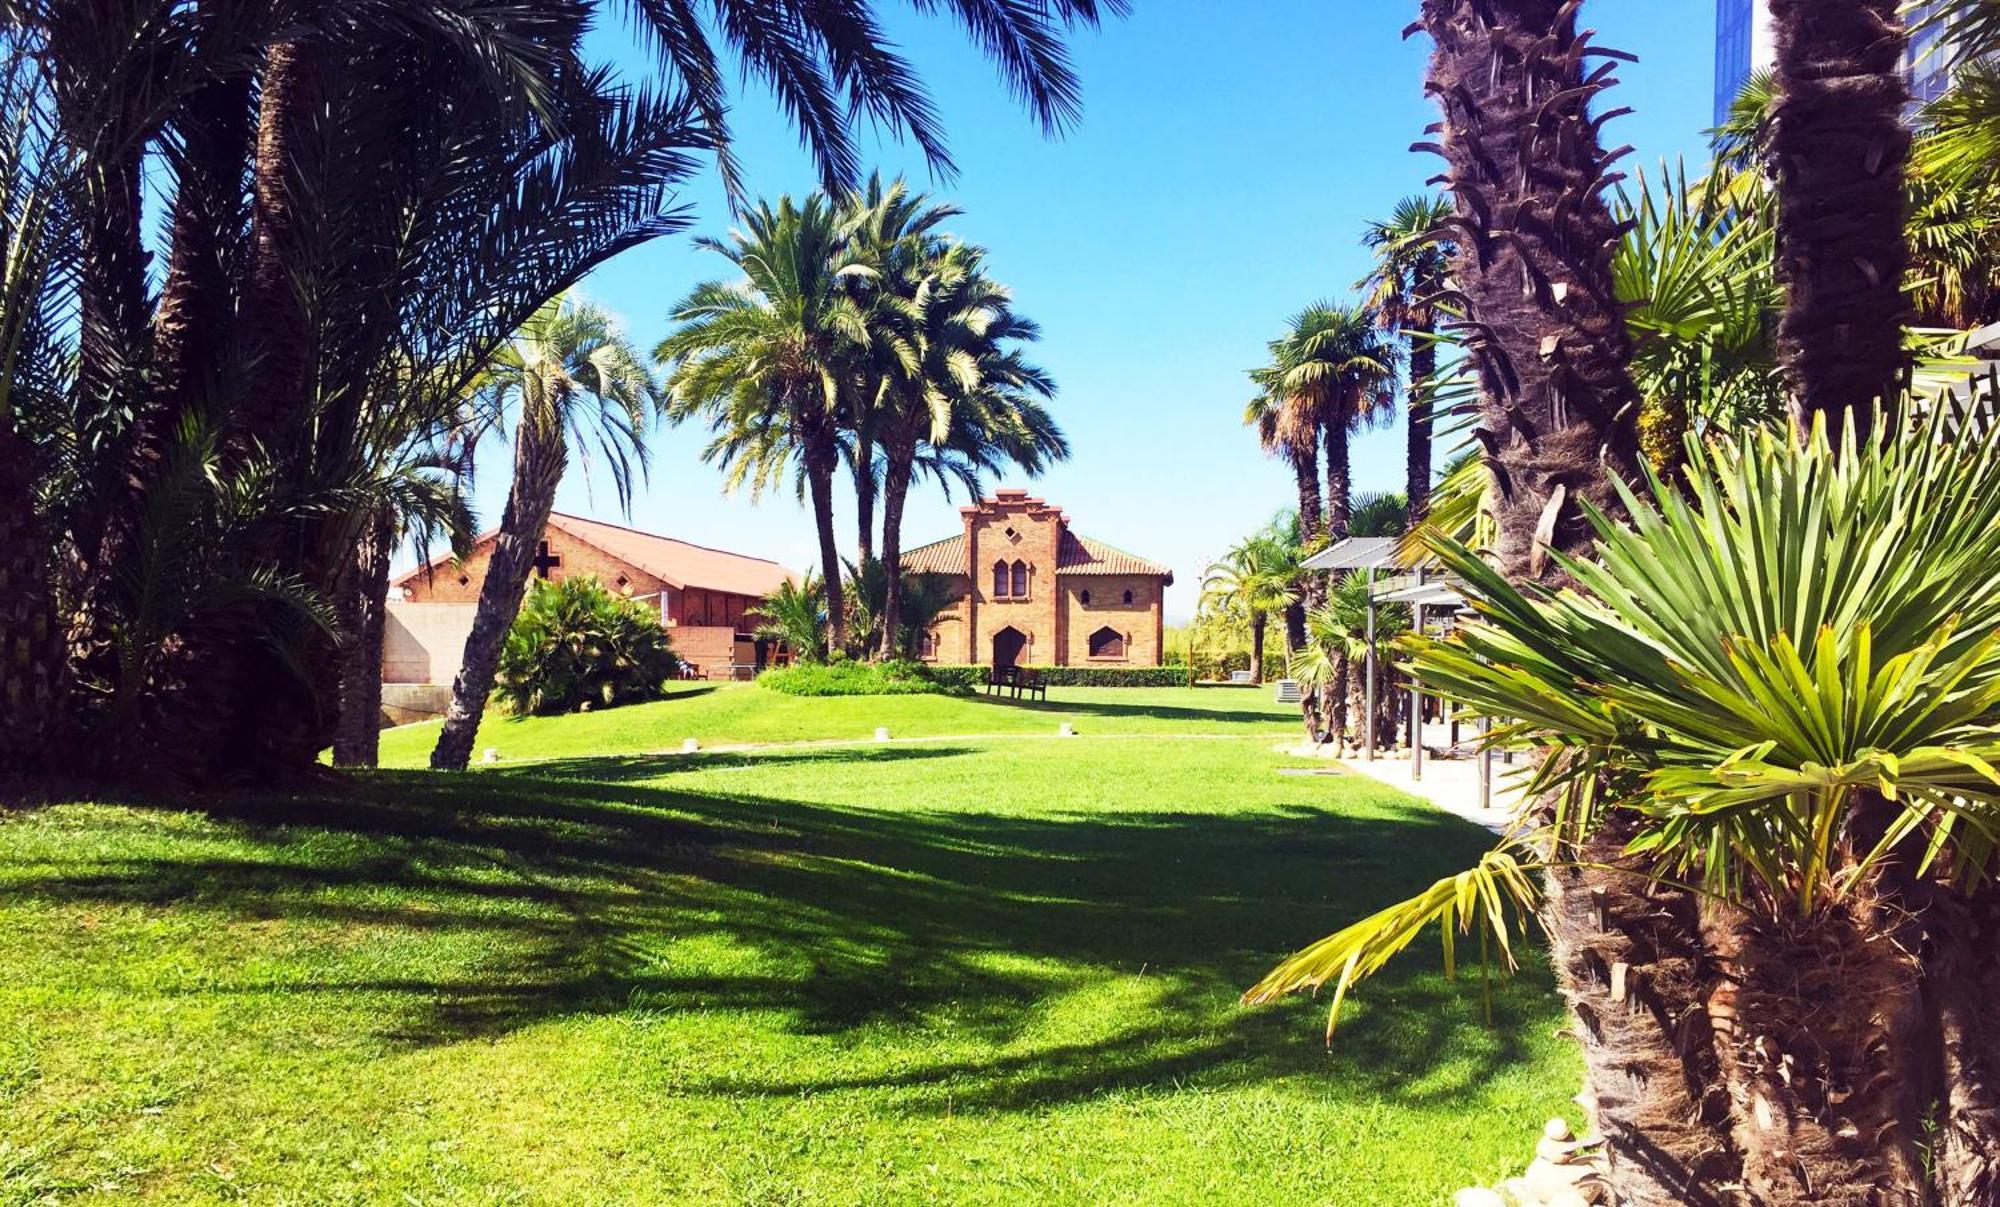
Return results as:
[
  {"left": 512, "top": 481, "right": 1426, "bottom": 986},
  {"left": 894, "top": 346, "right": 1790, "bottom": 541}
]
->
[
  {"left": 394, "top": 512, "right": 793, "bottom": 599},
  {"left": 900, "top": 530, "right": 1174, "bottom": 585}
]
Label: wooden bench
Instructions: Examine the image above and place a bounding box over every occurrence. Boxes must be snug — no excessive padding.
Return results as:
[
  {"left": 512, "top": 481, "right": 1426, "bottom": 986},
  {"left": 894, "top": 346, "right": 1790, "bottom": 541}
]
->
[{"left": 984, "top": 665, "right": 1047, "bottom": 703}]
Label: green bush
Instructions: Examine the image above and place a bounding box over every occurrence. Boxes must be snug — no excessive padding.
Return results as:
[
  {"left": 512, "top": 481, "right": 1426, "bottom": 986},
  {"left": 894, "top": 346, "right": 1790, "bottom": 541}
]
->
[
  {"left": 757, "top": 659, "right": 971, "bottom": 697},
  {"left": 927, "top": 664, "right": 1190, "bottom": 688},
  {"left": 495, "top": 577, "right": 681, "bottom": 716}
]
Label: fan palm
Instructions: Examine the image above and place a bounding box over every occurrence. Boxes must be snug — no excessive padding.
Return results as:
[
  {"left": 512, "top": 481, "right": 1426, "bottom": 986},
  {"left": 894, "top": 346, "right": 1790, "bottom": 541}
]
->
[
  {"left": 1253, "top": 302, "right": 1399, "bottom": 541},
  {"left": 658, "top": 193, "right": 872, "bottom": 652},
  {"left": 1360, "top": 195, "right": 1454, "bottom": 521},
  {"left": 430, "top": 296, "right": 661, "bottom": 771},
  {"left": 755, "top": 574, "right": 829, "bottom": 663},
  {"left": 1200, "top": 532, "right": 1301, "bottom": 683}
]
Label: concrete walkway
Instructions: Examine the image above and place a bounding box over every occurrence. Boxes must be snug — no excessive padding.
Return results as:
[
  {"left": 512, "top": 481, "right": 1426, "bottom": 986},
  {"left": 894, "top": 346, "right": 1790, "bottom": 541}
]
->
[{"left": 1278, "top": 721, "right": 1525, "bottom": 835}]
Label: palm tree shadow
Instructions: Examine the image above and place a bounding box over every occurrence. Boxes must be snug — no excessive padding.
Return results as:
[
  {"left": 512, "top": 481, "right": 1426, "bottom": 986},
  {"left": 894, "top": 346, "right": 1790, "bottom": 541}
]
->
[{"left": 4, "top": 762, "right": 1560, "bottom": 1114}]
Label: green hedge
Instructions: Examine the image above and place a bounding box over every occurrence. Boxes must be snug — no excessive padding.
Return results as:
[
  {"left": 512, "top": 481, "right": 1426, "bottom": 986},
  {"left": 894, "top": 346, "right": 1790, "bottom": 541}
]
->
[
  {"left": 757, "top": 660, "right": 972, "bottom": 697},
  {"left": 928, "top": 665, "right": 1190, "bottom": 688}
]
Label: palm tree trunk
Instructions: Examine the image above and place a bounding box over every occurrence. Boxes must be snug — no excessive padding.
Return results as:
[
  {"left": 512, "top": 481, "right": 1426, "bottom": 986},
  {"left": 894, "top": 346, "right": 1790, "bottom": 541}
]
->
[
  {"left": 854, "top": 431, "right": 877, "bottom": 568},
  {"left": 0, "top": 423, "right": 65, "bottom": 778},
  {"left": 1769, "top": 0, "right": 1911, "bottom": 445},
  {"left": 803, "top": 436, "right": 847, "bottom": 653},
  {"left": 431, "top": 420, "right": 566, "bottom": 771},
  {"left": 150, "top": 67, "right": 252, "bottom": 432},
  {"left": 1325, "top": 420, "right": 1352, "bottom": 540},
  {"left": 1249, "top": 613, "right": 1266, "bottom": 684},
  {"left": 239, "top": 40, "right": 321, "bottom": 451},
  {"left": 878, "top": 435, "right": 916, "bottom": 661},
  {"left": 332, "top": 509, "right": 393, "bottom": 768},
  {"left": 1406, "top": 315, "right": 1437, "bottom": 521},
  {"left": 1419, "top": 4, "right": 1731, "bottom": 1200},
  {"left": 1929, "top": 883, "right": 2000, "bottom": 1203},
  {"left": 1291, "top": 444, "right": 1324, "bottom": 543}
]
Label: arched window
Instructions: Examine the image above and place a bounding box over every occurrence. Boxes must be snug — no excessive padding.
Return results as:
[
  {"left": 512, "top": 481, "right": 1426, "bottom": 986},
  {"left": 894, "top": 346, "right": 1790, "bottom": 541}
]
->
[
  {"left": 919, "top": 630, "right": 940, "bottom": 659},
  {"left": 993, "top": 560, "right": 1010, "bottom": 598},
  {"left": 1089, "top": 626, "right": 1126, "bottom": 659},
  {"left": 1123, "top": 589, "right": 1135, "bottom": 605},
  {"left": 1080, "top": 589, "right": 1091, "bottom": 605},
  {"left": 1011, "top": 560, "right": 1029, "bottom": 598}
]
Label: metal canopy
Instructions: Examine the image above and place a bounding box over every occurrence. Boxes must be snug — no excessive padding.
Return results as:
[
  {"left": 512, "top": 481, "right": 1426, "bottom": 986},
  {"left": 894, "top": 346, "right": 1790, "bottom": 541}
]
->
[
  {"left": 1301, "top": 535, "right": 1400, "bottom": 572},
  {"left": 1376, "top": 581, "right": 1467, "bottom": 608}
]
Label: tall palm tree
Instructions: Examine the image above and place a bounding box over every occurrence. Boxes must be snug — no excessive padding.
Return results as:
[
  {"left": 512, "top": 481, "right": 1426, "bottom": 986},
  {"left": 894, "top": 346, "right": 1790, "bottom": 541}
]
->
[
  {"left": 430, "top": 297, "right": 659, "bottom": 771},
  {"left": 1411, "top": 0, "right": 1667, "bottom": 1195},
  {"left": 1360, "top": 195, "right": 1454, "bottom": 522},
  {"left": 870, "top": 237, "right": 1056, "bottom": 658},
  {"left": 1253, "top": 302, "right": 1399, "bottom": 543},
  {"left": 658, "top": 194, "right": 871, "bottom": 652},
  {"left": 1769, "top": 0, "right": 1912, "bottom": 443}
]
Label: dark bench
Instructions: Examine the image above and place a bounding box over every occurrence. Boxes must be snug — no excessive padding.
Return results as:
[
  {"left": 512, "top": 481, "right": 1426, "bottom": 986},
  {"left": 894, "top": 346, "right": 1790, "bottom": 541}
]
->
[{"left": 984, "top": 665, "right": 1047, "bottom": 703}]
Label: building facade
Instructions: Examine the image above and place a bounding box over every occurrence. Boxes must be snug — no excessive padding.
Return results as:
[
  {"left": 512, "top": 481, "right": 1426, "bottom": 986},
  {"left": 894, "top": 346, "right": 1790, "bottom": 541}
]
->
[
  {"left": 1715, "top": 0, "right": 1956, "bottom": 125},
  {"left": 389, "top": 511, "right": 794, "bottom": 686},
  {"left": 900, "top": 489, "right": 1173, "bottom": 668}
]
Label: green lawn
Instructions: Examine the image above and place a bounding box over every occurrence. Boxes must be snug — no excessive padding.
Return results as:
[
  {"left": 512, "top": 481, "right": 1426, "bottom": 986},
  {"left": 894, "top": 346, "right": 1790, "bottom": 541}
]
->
[{"left": 3, "top": 686, "right": 1574, "bottom": 1204}]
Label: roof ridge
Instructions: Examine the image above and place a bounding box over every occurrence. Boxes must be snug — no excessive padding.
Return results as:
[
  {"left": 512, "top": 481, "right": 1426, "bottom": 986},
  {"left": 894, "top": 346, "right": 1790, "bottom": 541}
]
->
[{"left": 548, "top": 511, "right": 789, "bottom": 569}]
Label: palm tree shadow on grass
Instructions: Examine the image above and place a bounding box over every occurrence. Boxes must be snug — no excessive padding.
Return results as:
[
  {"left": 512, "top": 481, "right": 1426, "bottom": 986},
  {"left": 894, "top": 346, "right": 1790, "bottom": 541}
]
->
[{"left": 3, "top": 761, "right": 1561, "bottom": 1113}]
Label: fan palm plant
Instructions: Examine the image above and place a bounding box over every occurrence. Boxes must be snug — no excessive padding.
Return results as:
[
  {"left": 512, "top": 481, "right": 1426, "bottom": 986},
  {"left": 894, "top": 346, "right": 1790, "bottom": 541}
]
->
[
  {"left": 1252, "top": 302, "right": 1399, "bottom": 541},
  {"left": 1255, "top": 406, "right": 2000, "bottom": 1202},
  {"left": 1200, "top": 532, "right": 1301, "bottom": 683},
  {"left": 430, "top": 297, "right": 661, "bottom": 771},
  {"left": 658, "top": 194, "right": 872, "bottom": 653},
  {"left": 755, "top": 575, "right": 830, "bottom": 664},
  {"left": 1360, "top": 195, "right": 1454, "bottom": 521}
]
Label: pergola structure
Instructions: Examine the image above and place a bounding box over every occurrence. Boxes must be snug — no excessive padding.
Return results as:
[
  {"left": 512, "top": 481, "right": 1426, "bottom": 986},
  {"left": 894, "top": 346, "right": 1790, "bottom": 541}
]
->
[{"left": 1301, "top": 536, "right": 1492, "bottom": 809}]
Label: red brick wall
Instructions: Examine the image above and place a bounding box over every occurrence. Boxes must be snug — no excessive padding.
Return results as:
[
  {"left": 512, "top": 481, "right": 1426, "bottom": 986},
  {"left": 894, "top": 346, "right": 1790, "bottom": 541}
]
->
[
  {"left": 400, "top": 526, "right": 670, "bottom": 606},
  {"left": 1061, "top": 576, "right": 1162, "bottom": 665}
]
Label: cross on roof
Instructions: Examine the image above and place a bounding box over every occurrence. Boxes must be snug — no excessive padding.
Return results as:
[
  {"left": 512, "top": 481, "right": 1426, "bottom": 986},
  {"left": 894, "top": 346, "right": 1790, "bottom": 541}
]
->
[{"left": 531, "top": 541, "right": 562, "bottom": 579}]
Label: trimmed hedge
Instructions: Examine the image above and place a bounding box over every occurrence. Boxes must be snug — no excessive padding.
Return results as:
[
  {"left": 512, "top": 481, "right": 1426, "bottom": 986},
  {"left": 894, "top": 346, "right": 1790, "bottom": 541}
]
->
[
  {"left": 928, "top": 665, "right": 1190, "bottom": 688},
  {"left": 757, "top": 660, "right": 971, "bottom": 697}
]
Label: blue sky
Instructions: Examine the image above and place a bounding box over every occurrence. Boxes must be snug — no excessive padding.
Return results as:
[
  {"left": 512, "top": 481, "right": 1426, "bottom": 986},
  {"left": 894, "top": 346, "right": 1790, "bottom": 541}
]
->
[{"left": 441, "top": 0, "right": 1718, "bottom": 620}]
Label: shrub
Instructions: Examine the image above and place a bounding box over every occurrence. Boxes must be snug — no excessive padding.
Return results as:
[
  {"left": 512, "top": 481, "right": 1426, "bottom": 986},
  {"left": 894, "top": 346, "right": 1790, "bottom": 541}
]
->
[
  {"left": 757, "top": 659, "right": 970, "bottom": 697},
  {"left": 926, "top": 665, "right": 1189, "bottom": 688},
  {"left": 495, "top": 577, "right": 681, "bottom": 716}
]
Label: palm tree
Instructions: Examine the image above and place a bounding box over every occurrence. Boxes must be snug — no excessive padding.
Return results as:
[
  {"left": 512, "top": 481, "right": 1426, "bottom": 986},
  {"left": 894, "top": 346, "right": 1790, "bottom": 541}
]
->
[
  {"left": 1360, "top": 195, "right": 1454, "bottom": 522},
  {"left": 1769, "top": 0, "right": 1912, "bottom": 443},
  {"left": 1253, "top": 302, "right": 1399, "bottom": 542},
  {"left": 430, "top": 297, "right": 660, "bottom": 771},
  {"left": 755, "top": 576, "right": 830, "bottom": 663},
  {"left": 1200, "top": 533, "right": 1300, "bottom": 684},
  {"left": 659, "top": 194, "right": 872, "bottom": 652},
  {"left": 869, "top": 237, "right": 1056, "bottom": 660}
]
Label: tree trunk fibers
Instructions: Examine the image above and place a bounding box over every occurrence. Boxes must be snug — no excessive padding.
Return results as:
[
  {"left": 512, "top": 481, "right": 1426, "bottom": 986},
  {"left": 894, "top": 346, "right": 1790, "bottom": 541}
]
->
[
  {"left": 804, "top": 435, "right": 847, "bottom": 653},
  {"left": 431, "top": 420, "right": 565, "bottom": 771},
  {"left": 1325, "top": 420, "right": 1352, "bottom": 541},
  {"left": 878, "top": 438, "right": 916, "bottom": 660},
  {"left": 1769, "top": 0, "right": 1911, "bottom": 446},
  {"left": 0, "top": 424, "right": 65, "bottom": 778},
  {"left": 1406, "top": 316, "right": 1437, "bottom": 521},
  {"left": 1419, "top": 0, "right": 1644, "bottom": 587},
  {"left": 1919, "top": 882, "right": 2000, "bottom": 1205},
  {"left": 1419, "top": 4, "right": 1721, "bottom": 1200},
  {"left": 149, "top": 67, "right": 252, "bottom": 434},
  {"left": 1250, "top": 614, "right": 1266, "bottom": 684},
  {"left": 332, "top": 510, "right": 393, "bottom": 768},
  {"left": 1292, "top": 444, "right": 1323, "bottom": 544},
  {"left": 1546, "top": 821, "right": 1741, "bottom": 1204},
  {"left": 1282, "top": 601, "right": 1306, "bottom": 666},
  {"left": 240, "top": 40, "right": 322, "bottom": 452},
  {"left": 854, "top": 432, "right": 877, "bottom": 568},
  {"left": 1701, "top": 892, "right": 1927, "bottom": 1204}
]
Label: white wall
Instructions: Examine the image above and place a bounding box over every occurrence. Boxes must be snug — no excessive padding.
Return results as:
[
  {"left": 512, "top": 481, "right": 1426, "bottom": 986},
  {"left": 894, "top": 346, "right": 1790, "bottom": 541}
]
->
[{"left": 384, "top": 602, "right": 478, "bottom": 684}]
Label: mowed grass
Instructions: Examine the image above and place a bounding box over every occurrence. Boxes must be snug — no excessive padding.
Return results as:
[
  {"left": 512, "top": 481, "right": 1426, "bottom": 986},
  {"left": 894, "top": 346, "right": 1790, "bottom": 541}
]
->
[
  {"left": 3, "top": 689, "right": 1576, "bottom": 1204},
  {"left": 375, "top": 682, "right": 1302, "bottom": 765}
]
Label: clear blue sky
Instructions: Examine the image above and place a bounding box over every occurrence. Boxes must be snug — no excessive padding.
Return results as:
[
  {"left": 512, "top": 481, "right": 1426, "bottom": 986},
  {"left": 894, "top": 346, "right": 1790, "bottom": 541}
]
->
[{"left": 443, "top": 0, "right": 1717, "bottom": 620}]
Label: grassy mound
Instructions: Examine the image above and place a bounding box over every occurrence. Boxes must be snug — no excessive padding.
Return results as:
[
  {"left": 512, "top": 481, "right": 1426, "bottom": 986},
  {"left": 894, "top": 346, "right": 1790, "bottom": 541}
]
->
[{"left": 756, "top": 658, "right": 970, "bottom": 697}]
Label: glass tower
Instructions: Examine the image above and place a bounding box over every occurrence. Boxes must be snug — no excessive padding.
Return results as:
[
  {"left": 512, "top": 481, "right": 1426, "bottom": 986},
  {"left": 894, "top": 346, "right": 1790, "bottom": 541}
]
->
[{"left": 1714, "top": 0, "right": 1756, "bottom": 126}]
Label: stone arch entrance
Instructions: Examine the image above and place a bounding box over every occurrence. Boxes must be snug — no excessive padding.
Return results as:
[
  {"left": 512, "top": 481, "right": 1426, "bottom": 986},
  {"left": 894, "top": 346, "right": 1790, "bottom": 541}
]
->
[{"left": 991, "top": 626, "right": 1027, "bottom": 670}]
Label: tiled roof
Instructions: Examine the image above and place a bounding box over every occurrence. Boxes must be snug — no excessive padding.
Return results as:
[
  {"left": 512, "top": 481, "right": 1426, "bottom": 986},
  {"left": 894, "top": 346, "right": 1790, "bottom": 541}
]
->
[
  {"left": 395, "top": 512, "right": 794, "bottom": 599},
  {"left": 898, "top": 531, "right": 1174, "bottom": 584}
]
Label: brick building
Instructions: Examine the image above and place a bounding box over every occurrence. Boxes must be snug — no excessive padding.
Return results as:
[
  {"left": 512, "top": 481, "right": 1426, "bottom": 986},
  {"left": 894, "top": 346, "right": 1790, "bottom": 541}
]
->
[
  {"left": 388, "top": 511, "right": 794, "bottom": 686},
  {"left": 902, "top": 489, "right": 1173, "bottom": 668}
]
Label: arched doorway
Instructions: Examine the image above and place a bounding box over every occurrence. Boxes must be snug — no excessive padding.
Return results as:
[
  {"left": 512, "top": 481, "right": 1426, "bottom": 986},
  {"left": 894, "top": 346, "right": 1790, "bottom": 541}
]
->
[{"left": 991, "top": 626, "right": 1027, "bottom": 670}]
